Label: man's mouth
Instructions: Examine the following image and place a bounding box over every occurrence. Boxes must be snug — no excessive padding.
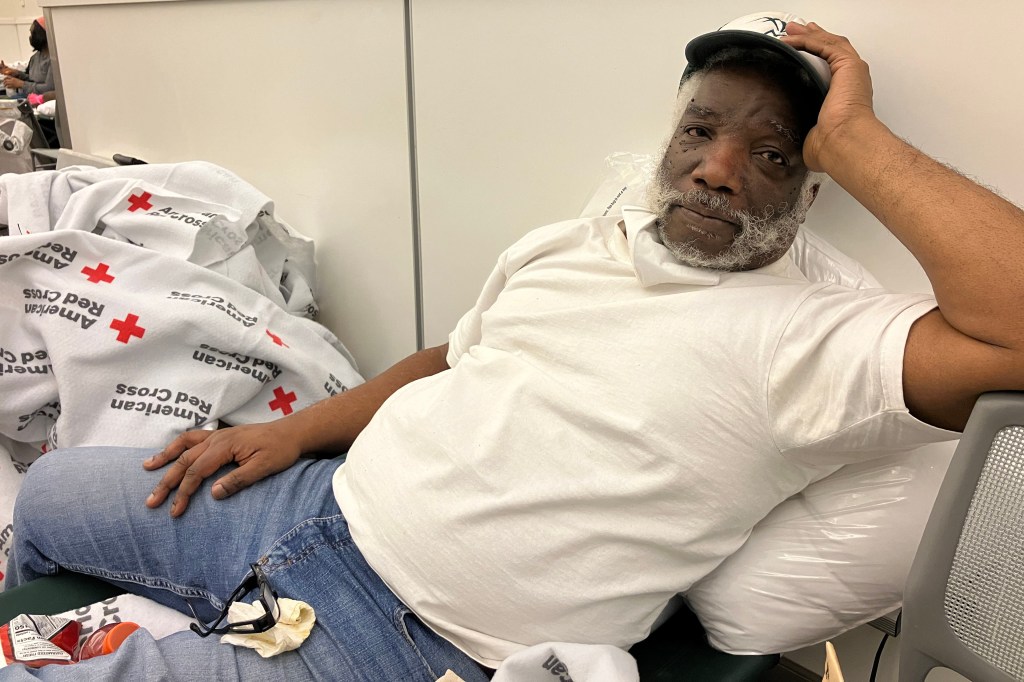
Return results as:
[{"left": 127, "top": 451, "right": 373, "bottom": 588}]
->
[{"left": 671, "top": 204, "right": 740, "bottom": 241}]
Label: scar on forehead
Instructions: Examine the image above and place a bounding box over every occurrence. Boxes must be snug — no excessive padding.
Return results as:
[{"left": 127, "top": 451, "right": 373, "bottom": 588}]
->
[
  {"left": 769, "top": 119, "right": 801, "bottom": 144},
  {"left": 681, "top": 103, "right": 802, "bottom": 145},
  {"left": 683, "top": 103, "right": 722, "bottom": 119},
  {"left": 684, "top": 105, "right": 799, "bottom": 138}
]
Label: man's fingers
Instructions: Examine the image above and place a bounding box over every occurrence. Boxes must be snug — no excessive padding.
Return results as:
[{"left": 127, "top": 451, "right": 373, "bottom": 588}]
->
[
  {"left": 144, "top": 424, "right": 296, "bottom": 515},
  {"left": 781, "top": 24, "right": 861, "bottom": 63},
  {"left": 166, "top": 442, "right": 235, "bottom": 517},
  {"left": 145, "top": 440, "right": 208, "bottom": 508},
  {"left": 212, "top": 448, "right": 298, "bottom": 500},
  {"left": 211, "top": 464, "right": 261, "bottom": 500},
  {"left": 144, "top": 430, "right": 213, "bottom": 470}
]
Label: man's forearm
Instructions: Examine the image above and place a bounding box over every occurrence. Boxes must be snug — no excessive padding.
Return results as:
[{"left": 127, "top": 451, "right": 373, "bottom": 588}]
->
[
  {"left": 820, "top": 117, "right": 1024, "bottom": 349},
  {"left": 277, "top": 343, "right": 451, "bottom": 455}
]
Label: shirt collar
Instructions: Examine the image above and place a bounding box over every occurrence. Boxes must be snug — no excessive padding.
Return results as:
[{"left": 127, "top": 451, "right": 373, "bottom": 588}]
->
[{"left": 620, "top": 204, "right": 803, "bottom": 287}]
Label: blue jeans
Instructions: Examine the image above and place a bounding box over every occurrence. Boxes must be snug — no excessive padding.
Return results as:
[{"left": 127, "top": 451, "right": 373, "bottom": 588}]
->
[{"left": 3, "top": 447, "right": 490, "bottom": 681}]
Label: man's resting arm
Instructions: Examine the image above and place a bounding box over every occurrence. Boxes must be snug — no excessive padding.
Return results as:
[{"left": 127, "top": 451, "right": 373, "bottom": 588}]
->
[
  {"left": 146, "top": 343, "right": 451, "bottom": 516},
  {"left": 784, "top": 23, "right": 1024, "bottom": 431}
]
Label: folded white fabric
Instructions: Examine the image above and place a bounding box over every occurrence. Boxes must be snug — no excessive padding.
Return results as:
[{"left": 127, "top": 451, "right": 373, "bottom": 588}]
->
[
  {"left": 220, "top": 598, "right": 315, "bottom": 658},
  {"left": 0, "top": 161, "right": 319, "bottom": 317},
  {"left": 35, "top": 100, "right": 56, "bottom": 118},
  {"left": 491, "top": 642, "right": 638, "bottom": 682}
]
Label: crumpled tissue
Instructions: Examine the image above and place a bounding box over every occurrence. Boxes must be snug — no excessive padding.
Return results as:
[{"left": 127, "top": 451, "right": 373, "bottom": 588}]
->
[{"left": 220, "top": 598, "right": 316, "bottom": 657}]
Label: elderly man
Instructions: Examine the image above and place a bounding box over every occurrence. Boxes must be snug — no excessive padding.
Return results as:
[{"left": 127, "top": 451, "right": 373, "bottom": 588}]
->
[{"left": 5, "top": 13, "right": 1023, "bottom": 680}]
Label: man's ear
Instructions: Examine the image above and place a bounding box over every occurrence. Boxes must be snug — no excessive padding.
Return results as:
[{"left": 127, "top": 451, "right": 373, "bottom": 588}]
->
[
  {"left": 807, "top": 183, "right": 820, "bottom": 208},
  {"left": 795, "top": 182, "right": 820, "bottom": 225}
]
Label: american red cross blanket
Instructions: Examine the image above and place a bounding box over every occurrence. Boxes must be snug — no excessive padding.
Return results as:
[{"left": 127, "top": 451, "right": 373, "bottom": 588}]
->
[
  {"left": 1, "top": 228, "right": 362, "bottom": 448},
  {"left": 0, "top": 162, "right": 365, "bottom": 584}
]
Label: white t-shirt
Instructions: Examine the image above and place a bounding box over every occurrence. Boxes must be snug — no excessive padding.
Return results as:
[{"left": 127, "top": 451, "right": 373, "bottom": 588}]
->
[{"left": 333, "top": 207, "right": 956, "bottom": 667}]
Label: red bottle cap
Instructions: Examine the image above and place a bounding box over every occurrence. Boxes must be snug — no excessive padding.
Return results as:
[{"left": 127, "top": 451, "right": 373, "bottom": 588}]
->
[{"left": 100, "top": 622, "right": 140, "bottom": 655}]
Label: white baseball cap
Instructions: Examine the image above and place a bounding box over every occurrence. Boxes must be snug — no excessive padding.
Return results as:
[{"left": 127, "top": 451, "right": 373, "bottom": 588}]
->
[{"left": 683, "top": 11, "right": 831, "bottom": 97}]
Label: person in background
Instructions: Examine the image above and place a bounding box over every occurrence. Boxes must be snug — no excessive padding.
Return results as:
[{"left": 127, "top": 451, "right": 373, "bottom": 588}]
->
[{"left": 1, "top": 17, "right": 53, "bottom": 97}]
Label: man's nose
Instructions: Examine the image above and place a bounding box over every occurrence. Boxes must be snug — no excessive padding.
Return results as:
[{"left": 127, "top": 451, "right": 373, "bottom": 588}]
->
[{"left": 690, "top": 141, "right": 745, "bottom": 195}]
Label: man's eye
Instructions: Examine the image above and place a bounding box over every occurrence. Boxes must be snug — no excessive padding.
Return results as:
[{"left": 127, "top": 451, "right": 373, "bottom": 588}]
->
[
  {"left": 760, "top": 150, "right": 788, "bottom": 166},
  {"left": 682, "top": 126, "right": 709, "bottom": 139}
]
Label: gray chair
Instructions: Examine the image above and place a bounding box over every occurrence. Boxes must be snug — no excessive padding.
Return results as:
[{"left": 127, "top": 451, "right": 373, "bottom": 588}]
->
[{"left": 900, "top": 392, "right": 1024, "bottom": 682}]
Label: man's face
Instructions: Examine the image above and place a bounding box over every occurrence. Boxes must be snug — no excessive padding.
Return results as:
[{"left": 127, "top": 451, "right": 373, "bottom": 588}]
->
[{"left": 648, "top": 65, "right": 815, "bottom": 271}]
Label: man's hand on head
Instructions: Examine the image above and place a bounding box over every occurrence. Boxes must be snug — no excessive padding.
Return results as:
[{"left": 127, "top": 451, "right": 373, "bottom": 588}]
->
[
  {"left": 779, "top": 22, "right": 1024, "bottom": 431},
  {"left": 781, "top": 22, "right": 879, "bottom": 172}
]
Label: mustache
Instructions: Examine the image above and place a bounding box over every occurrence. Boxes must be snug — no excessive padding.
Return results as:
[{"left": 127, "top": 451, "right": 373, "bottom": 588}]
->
[
  {"left": 657, "top": 187, "right": 792, "bottom": 228},
  {"left": 663, "top": 188, "right": 745, "bottom": 223}
]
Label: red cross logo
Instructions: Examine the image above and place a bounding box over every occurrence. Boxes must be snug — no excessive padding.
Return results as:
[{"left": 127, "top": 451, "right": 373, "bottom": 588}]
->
[
  {"left": 81, "top": 262, "right": 115, "bottom": 284},
  {"left": 266, "top": 329, "right": 289, "bottom": 348},
  {"left": 127, "top": 192, "right": 153, "bottom": 212},
  {"left": 110, "top": 313, "right": 146, "bottom": 344},
  {"left": 268, "top": 386, "right": 297, "bottom": 415}
]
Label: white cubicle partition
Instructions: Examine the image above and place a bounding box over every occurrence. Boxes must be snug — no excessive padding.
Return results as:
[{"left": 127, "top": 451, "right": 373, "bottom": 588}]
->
[
  {"left": 0, "top": 20, "right": 21, "bottom": 63},
  {"left": 39, "top": 0, "right": 417, "bottom": 378}
]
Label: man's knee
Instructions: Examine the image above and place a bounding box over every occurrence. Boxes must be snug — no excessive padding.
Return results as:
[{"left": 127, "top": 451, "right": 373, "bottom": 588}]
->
[{"left": 13, "top": 447, "right": 157, "bottom": 527}]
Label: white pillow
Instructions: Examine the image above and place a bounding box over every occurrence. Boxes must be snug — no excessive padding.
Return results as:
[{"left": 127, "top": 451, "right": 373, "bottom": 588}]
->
[
  {"left": 582, "top": 153, "right": 955, "bottom": 654},
  {"left": 687, "top": 443, "right": 954, "bottom": 654}
]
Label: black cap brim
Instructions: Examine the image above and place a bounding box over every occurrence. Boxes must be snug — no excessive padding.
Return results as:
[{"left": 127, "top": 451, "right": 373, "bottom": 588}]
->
[{"left": 682, "top": 30, "right": 829, "bottom": 98}]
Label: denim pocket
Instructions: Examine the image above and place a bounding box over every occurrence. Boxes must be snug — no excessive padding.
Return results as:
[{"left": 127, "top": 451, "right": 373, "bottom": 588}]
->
[
  {"left": 261, "top": 513, "right": 353, "bottom": 573},
  {"left": 393, "top": 604, "right": 440, "bottom": 680}
]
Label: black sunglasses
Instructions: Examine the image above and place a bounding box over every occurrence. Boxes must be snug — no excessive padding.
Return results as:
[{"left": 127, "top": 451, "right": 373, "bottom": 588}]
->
[{"left": 188, "top": 563, "right": 281, "bottom": 638}]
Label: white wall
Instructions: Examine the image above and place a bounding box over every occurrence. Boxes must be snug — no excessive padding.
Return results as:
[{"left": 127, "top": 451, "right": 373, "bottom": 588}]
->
[
  {"left": 0, "top": 0, "right": 41, "bottom": 16},
  {"left": 411, "top": 0, "right": 1024, "bottom": 347},
  {"left": 0, "top": 0, "right": 42, "bottom": 62},
  {"left": 42, "top": 0, "right": 418, "bottom": 378},
  {"left": 0, "top": 16, "right": 39, "bottom": 64}
]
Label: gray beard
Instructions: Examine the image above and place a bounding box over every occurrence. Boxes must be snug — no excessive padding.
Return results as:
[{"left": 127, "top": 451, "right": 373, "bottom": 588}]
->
[{"left": 645, "top": 170, "right": 812, "bottom": 272}]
